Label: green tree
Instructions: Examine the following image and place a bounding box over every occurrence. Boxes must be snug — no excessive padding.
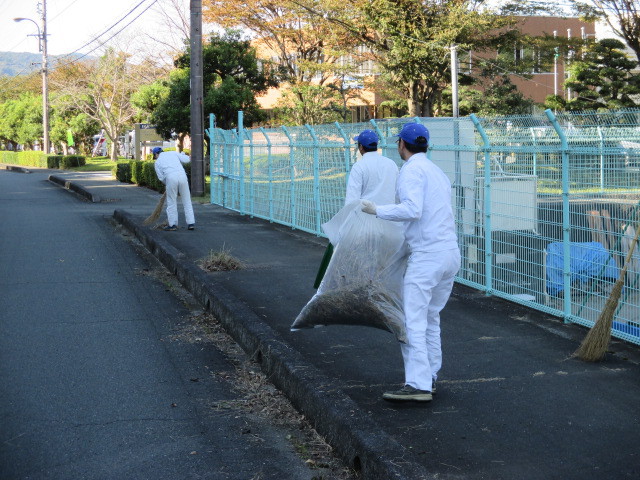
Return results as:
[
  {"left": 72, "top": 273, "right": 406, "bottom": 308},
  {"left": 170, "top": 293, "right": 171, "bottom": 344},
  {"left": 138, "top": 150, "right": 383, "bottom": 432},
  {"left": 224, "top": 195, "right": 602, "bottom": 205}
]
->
[
  {"left": 150, "top": 69, "right": 190, "bottom": 148},
  {"left": 152, "top": 30, "right": 278, "bottom": 137},
  {"left": 440, "top": 75, "right": 534, "bottom": 117},
  {"left": 49, "top": 103, "right": 99, "bottom": 155},
  {"left": 304, "top": 0, "right": 517, "bottom": 117},
  {"left": 56, "top": 49, "right": 161, "bottom": 160},
  {"left": 203, "top": 0, "right": 350, "bottom": 87},
  {"left": 548, "top": 38, "right": 640, "bottom": 110},
  {"left": 273, "top": 84, "right": 346, "bottom": 125},
  {"left": 131, "top": 80, "right": 170, "bottom": 124},
  {"left": 572, "top": 0, "right": 640, "bottom": 64},
  {"left": 0, "top": 93, "right": 42, "bottom": 149}
]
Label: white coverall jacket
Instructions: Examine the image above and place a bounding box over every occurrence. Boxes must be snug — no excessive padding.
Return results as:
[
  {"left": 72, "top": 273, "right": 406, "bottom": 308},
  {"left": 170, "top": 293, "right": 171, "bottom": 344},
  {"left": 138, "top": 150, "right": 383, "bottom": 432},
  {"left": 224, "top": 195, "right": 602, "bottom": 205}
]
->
[
  {"left": 154, "top": 151, "right": 195, "bottom": 227},
  {"left": 345, "top": 151, "right": 399, "bottom": 206},
  {"left": 376, "top": 152, "right": 460, "bottom": 392}
]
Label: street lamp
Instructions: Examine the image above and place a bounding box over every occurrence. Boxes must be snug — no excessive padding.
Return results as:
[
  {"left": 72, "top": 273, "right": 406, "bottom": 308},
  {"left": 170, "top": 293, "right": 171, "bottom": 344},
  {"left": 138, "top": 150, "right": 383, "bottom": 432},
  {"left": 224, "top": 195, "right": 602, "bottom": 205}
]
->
[{"left": 14, "top": 11, "right": 49, "bottom": 154}]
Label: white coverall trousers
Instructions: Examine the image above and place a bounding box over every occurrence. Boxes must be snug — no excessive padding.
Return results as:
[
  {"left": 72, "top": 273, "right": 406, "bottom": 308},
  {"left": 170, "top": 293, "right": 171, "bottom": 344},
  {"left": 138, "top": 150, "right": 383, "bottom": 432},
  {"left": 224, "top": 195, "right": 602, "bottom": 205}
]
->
[
  {"left": 401, "top": 248, "right": 461, "bottom": 392},
  {"left": 165, "top": 173, "right": 195, "bottom": 227}
]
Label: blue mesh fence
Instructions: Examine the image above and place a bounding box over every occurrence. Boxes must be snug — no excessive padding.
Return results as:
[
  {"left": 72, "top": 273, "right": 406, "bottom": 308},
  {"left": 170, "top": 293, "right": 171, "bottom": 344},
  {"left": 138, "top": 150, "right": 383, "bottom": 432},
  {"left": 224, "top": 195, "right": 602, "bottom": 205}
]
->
[{"left": 207, "top": 109, "right": 640, "bottom": 346}]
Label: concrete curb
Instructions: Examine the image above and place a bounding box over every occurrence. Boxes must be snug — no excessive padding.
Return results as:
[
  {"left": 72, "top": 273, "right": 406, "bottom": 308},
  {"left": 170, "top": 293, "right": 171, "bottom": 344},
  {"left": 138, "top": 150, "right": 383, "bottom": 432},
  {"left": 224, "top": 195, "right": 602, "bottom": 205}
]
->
[
  {"left": 113, "top": 208, "right": 434, "bottom": 480},
  {"left": 2, "top": 165, "right": 32, "bottom": 173},
  {"left": 48, "top": 175, "right": 101, "bottom": 203}
]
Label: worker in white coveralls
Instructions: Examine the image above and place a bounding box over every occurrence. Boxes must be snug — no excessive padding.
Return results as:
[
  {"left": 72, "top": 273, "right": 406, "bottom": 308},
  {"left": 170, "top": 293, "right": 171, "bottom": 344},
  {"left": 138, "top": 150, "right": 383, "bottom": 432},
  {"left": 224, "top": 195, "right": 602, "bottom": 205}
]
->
[
  {"left": 346, "top": 129, "right": 398, "bottom": 206},
  {"left": 152, "top": 147, "right": 196, "bottom": 231},
  {"left": 313, "top": 129, "right": 398, "bottom": 288},
  {"left": 361, "top": 123, "right": 460, "bottom": 402}
]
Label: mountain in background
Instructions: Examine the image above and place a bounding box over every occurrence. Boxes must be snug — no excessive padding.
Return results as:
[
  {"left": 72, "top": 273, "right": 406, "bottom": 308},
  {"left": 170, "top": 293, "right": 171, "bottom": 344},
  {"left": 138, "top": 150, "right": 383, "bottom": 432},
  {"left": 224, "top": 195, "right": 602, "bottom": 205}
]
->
[{"left": 0, "top": 51, "right": 88, "bottom": 76}]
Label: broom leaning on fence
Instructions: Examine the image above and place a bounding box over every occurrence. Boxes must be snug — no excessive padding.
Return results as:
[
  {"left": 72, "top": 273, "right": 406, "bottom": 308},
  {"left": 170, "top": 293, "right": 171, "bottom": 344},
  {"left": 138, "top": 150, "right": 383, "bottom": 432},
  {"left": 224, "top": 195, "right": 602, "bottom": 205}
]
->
[
  {"left": 574, "top": 222, "right": 640, "bottom": 362},
  {"left": 143, "top": 192, "right": 166, "bottom": 226}
]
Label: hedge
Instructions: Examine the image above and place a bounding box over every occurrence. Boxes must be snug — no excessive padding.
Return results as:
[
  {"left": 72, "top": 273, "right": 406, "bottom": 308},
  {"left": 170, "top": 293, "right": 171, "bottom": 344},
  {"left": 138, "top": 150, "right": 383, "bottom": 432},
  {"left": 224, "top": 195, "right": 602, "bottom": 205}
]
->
[
  {"left": 0, "top": 151, "right": 86, "bottom": 169},
  {"left": 112, "top": 159, "right": 191, "bottom": 193}
]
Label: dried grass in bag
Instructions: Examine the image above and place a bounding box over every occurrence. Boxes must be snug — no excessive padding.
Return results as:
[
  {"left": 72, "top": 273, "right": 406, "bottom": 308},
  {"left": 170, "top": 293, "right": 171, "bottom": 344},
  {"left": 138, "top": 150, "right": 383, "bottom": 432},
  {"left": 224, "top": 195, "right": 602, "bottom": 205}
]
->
[{"left": 291, "top": 202, "right": 407, "bottom": 343}]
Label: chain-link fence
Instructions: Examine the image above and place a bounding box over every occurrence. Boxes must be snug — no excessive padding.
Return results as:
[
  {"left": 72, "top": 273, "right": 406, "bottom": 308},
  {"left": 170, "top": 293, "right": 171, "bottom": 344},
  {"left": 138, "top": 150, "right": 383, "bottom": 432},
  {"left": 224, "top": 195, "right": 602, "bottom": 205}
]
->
[{"left": 207, "top": 109, "right": 640, "bottom": 346}]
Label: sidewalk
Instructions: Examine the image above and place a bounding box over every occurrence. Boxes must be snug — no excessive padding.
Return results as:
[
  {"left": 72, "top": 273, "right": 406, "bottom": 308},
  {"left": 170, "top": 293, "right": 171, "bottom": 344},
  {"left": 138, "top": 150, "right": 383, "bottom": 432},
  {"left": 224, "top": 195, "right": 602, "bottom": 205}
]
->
[{"left": 53, "top": 171, "right": 640, "bottom": 480}]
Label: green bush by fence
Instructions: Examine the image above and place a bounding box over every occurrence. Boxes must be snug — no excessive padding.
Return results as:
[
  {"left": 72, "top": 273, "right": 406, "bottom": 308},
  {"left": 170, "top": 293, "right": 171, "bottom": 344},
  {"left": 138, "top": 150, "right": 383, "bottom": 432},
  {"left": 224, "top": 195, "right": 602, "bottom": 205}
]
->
[{"left": 0, "top": 151, "right": 86, "bottom": 169}]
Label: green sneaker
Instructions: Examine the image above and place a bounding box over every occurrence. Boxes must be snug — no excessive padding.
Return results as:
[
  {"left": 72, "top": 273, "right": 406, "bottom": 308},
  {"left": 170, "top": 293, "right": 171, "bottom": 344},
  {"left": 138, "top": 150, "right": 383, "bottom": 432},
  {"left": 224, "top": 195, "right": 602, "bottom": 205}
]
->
[{"left": 382, "top": 385, "right": 432, "bottom": 402}]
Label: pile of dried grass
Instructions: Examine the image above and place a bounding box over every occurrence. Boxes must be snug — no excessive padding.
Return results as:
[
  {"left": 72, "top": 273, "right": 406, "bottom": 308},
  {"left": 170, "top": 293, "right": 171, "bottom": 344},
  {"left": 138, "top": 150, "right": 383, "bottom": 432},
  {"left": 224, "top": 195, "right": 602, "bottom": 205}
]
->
[{"left": 198, "top": 246, "right": 245, "bottom": 272}]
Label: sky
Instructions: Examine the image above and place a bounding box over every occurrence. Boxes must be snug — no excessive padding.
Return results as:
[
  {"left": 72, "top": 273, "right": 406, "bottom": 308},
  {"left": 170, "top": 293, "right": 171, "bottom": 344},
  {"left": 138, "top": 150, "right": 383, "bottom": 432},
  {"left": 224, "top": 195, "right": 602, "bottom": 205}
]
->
[{"left": 0, "top": 0, "right": 191, "bottom": 60}]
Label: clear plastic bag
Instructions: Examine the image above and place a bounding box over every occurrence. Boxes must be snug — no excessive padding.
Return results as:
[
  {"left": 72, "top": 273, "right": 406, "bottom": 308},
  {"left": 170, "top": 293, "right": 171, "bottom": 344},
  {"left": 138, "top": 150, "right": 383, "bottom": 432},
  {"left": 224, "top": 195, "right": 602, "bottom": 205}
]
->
[{"left": 291, "top": 202, "right": 407, "bottom": 343}]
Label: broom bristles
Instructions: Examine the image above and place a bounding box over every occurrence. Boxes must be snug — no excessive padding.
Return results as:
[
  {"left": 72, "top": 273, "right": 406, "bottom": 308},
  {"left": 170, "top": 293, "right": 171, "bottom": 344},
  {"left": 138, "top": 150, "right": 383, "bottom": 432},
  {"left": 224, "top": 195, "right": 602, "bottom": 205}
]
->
[
  {"left": 574, "top": 279, "right": 624, "bottom": 361},
  {"left": 143, "top": 192, "right": 166, "bottom": 226},
  {"left": 574, "top": 222, "right": 640, "bottom": 362}
]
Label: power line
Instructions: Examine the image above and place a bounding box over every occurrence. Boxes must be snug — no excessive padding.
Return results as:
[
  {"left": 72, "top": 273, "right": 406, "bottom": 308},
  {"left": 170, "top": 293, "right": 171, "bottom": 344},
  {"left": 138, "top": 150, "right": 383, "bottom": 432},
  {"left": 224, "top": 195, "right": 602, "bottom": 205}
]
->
[
  {"left": 1, "top": 0, "right": 158, "bottom": 92},
  {"left": 54, "top": 0, "right": 156, "bottom": 64}
]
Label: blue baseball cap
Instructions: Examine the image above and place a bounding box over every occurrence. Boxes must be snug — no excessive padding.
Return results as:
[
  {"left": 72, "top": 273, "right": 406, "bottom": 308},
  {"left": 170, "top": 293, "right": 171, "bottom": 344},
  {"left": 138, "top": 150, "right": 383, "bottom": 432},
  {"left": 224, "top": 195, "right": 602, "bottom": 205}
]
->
[
  {"left": 396, "top": 123, "right": 429, "bottom": 147},
  {"left": 152, "top": 147, "right": 163, "bottom": 155},
  {"left": 353, "top": 129, "right": 379, "bottom": 149}
]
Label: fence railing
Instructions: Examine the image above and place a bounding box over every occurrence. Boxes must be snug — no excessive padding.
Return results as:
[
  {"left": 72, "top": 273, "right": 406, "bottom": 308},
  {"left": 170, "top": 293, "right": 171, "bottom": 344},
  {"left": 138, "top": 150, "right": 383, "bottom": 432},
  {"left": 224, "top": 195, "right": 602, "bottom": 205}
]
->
[{"left": 207, "top": 109, "right": 640, "bottom": 346}]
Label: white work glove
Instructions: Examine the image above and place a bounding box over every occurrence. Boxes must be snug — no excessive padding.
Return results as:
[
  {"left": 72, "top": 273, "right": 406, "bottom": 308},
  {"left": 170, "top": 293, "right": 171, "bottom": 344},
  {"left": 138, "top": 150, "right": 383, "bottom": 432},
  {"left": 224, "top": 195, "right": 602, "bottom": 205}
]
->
[{"left": 361, "top": 200, "right": 377, "bottom": 215}]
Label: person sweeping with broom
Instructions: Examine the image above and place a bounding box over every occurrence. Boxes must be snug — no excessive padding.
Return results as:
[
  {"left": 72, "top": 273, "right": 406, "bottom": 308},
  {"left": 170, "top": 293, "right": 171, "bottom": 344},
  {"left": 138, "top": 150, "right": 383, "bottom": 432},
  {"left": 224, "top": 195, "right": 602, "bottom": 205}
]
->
[{"left": 152, "top": 147, "right": 195, "bottom": 231}]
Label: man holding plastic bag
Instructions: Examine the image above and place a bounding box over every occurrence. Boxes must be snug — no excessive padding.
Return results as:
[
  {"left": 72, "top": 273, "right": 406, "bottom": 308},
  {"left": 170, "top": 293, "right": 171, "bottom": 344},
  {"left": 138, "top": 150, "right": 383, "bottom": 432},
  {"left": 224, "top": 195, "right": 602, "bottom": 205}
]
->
[
  {"left": 293, "top": 129, "right": 407, "bottom": 342},
  {"left": 362, "top": 123, "right": 460, "bottom": 403}
]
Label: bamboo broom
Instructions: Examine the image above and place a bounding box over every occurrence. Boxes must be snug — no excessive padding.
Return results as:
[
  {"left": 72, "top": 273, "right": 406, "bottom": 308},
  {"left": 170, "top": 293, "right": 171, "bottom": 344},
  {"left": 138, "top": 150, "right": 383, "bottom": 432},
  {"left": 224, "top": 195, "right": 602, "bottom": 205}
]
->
[
  {"left": 574, "top": 223, "right": 640, "bottom": 362},
  {"left": 143, "top": 192, "right": 166, "bottom": 226}
]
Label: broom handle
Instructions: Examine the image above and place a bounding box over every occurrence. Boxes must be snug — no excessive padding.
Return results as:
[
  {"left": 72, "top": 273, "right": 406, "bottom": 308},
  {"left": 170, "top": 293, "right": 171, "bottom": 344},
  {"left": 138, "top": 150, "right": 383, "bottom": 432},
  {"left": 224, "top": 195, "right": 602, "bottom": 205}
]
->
[{"left": 618, "top": 223, "right": 640, "bottom": 279}]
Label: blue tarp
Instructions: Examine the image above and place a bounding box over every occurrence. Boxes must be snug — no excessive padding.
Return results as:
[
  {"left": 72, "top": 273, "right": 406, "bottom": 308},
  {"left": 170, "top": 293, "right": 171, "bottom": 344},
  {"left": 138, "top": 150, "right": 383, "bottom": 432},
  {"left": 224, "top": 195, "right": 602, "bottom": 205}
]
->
[
  {"left": 546, "top": 242, "right": 619, "bottom": 296},
  {"left": 613, "top": 321, "right": 640, "bottom": 338}
]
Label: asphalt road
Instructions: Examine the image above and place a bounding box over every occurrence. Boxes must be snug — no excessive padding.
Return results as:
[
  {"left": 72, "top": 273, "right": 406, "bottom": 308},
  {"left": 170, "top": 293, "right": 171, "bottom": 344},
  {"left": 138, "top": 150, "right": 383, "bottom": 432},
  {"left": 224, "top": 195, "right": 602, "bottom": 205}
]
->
[{"left": 0, "top": 169, "right": 349, "bottom": 480}]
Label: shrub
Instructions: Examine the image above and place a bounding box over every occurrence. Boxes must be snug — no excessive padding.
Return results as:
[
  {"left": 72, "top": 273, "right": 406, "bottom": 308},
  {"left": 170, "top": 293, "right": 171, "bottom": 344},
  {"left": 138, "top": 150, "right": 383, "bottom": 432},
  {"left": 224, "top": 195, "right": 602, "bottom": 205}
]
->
[
  {"left": 0, "top": 151, "right": 49, "bottom": 167},
  {"left": 60, "top": 155, "right": 86, "bottom": 168},
  {"left": 113, "top": 163, "right": 132, "bottom": 183},
  {"left": 0, "top": 151, "right": 85, "bottom": 169},
  {"left": 47, "top": 155, "right": 62, "bottom": 168},
  {"left": 130, "top": 160, "right": 144, "bottom": 185}
]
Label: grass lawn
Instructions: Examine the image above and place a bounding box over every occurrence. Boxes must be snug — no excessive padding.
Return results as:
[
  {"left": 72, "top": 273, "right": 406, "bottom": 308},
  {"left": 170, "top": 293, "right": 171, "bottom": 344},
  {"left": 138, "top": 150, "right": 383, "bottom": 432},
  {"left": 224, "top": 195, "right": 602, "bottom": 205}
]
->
[{"left": 72, "top": 156, "right": 122, "bottom": 172}]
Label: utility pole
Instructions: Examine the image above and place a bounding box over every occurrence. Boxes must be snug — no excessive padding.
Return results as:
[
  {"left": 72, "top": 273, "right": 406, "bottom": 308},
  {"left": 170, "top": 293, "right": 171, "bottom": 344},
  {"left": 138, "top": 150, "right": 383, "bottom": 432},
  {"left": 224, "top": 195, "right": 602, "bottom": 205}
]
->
[
  {"left": 553, "top": 30, "right": 558, "bottom": 98},
  {"left": 189, "top": 0, "right": 205, "bottom": 197},
  {"left": 450, "top": 45, "right": 459, "bottom": 118},
  {"left": 41, "top": 0, "right": 49, "bottom": 154},
  {"left": 14, "top": 1, "right": 49, "bottom": 154}
]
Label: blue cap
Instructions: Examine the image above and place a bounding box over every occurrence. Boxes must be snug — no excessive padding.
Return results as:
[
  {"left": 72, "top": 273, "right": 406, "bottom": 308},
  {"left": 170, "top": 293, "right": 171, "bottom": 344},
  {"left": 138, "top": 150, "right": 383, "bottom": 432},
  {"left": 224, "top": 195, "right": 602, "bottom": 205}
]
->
[
  {"left": 353, "top": 129, "right": 379, "bottom": 149},
  {"left": 152, "top": 147, "right": 163, "bottom": 155},
  {"left": 396, "top": 123, "right": 429, "bottom": 147}
]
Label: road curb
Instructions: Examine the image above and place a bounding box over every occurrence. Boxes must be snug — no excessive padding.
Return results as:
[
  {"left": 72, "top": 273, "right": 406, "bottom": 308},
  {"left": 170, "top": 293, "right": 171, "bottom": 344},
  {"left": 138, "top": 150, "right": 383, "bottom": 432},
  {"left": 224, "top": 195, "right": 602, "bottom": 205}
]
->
[
  {"left": 48, "top": 175, "right": 101, "bottom": 203},
  {"left": 113, "top": 208, "right": 434, "bottom": 480},
  {"left": 2, "top": 165, "right": 32, "bottom": 173}
]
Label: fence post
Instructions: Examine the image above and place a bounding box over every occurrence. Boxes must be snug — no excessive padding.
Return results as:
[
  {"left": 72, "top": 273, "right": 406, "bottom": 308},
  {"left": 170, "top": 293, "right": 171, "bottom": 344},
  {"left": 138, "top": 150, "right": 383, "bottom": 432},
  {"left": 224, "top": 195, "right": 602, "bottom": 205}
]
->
[
  {"left": 259, "top": 127, "right": 274, "bottom": 221},
  {"left": 530, "top": 127, "right": 538, "bottom": 177},
  {"left": 221, "top": 128, "right": 231, "bottom": 208},
  {"left": 238, "top": 111, "right": 245, "bottom": 215},
  {"left": 470, "top": 114, "right": 493, "bottom": 295},
  {"left": 369, "top": 119, "right": 386, "bottom": 150},
  {"left": 597, "top": 126, "right": 605, "bottom": 193},
  {"left": 208, "top": 113, "right": 216, "bottom": 203},
  {"left": 282, "top": 126, "right": 296, "bottom": 229},
  {"left": 545, "top": 109, "right": 572, "bottom": 323},
  {"left": 334, "top": 121, "right": 351, "bottom": 198},
  {"left": 306, "top": 124, "right": 322, "bottom": 235}
]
